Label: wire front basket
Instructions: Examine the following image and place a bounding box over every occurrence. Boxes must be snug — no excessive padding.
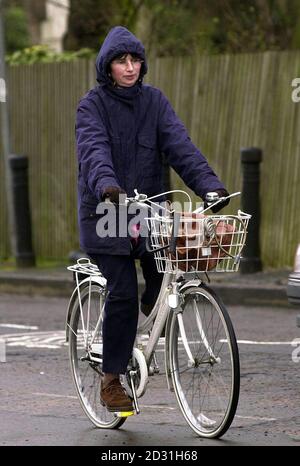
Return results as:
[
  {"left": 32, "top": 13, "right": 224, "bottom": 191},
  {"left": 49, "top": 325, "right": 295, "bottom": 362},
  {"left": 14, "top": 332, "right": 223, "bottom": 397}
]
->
[{"left": 146, "top": 211, "right": 251, "bottom": 274}]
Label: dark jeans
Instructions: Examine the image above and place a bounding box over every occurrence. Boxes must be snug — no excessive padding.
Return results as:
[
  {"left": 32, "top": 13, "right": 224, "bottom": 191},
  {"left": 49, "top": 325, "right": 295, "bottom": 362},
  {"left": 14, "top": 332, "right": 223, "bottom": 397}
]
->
[{"left": 90, "top": 240, "right": 163, "bottom": 374}]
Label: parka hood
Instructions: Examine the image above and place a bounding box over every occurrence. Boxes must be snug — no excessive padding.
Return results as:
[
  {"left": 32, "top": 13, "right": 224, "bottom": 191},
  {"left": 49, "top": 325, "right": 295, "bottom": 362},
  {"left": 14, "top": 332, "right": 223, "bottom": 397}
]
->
[{"left": 95, "top": 26, "right": 148, "bottom": 85}]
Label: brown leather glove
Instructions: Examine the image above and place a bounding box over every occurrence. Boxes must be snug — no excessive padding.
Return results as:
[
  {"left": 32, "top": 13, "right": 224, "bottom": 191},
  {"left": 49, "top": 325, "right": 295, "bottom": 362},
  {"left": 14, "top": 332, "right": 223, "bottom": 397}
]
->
[{"left": 102, "top": 186, "right": 126, "bottom": 204}]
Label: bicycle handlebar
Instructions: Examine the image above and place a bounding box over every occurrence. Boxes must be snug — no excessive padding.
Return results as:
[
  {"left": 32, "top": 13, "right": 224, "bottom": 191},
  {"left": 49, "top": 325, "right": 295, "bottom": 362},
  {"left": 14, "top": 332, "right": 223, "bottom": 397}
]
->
[{"left": 104, "top": 189, "right": 242, "bottom": 255}]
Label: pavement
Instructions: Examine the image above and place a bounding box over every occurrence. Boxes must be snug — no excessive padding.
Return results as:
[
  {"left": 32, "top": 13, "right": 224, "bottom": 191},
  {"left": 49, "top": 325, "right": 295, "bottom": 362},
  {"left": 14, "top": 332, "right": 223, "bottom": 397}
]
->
[{"left": 0, "top": 262, "right": 294, "bottom": 307}]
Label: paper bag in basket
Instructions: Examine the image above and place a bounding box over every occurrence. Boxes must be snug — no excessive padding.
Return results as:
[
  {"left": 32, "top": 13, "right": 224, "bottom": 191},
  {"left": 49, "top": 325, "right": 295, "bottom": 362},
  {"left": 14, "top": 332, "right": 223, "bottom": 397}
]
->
[{"left": 170, "top": 212, "right": 235, "bottom": 271}]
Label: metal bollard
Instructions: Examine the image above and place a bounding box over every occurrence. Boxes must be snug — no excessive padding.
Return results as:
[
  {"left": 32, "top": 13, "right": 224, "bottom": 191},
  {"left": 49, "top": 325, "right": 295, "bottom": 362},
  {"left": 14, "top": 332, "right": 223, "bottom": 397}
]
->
[
  {"left": 9, "top": 154, "right": 36, "bottom": 267},
  {"left": 240, "top": 147, "right": 263, "bottom": 274}
]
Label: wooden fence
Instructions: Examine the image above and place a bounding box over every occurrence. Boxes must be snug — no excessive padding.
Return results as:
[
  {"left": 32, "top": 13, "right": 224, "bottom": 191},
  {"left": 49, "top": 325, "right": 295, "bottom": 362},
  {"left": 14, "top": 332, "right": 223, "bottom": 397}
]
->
[{"left": 1, "top": 51, "right": 300, "bottom": 267}]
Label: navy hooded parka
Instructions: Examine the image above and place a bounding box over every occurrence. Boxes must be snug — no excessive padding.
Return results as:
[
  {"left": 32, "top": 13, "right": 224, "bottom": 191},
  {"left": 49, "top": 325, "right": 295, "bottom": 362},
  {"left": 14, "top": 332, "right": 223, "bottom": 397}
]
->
[{"left": 76, "top": 26, "right": 225, "bottom": 255}]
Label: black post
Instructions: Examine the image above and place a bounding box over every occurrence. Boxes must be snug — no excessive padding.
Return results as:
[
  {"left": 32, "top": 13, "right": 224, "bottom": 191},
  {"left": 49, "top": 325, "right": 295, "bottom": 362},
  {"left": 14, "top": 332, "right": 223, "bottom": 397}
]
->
[
  {"left": 240, "top": 147, "right": 262, "bottom": 274},
  {"left": 0, "top": 0, "right": 17, "bottom": 258},
  {"left": 9, "top": 155, "right": 35, "bottom": 267}
]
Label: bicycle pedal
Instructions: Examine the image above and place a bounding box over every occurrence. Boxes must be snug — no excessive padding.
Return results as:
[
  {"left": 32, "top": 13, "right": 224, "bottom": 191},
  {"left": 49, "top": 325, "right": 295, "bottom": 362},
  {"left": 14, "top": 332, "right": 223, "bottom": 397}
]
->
[{"left": 114, "top": 410, "right": 136, "bottom": 418}]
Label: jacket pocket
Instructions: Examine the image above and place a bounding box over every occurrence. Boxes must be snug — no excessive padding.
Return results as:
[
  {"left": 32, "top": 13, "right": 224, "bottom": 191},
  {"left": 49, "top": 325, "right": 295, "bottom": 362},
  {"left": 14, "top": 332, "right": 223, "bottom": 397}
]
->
[
  {"left": 137, "top": 135, "right": 160, "bottom": 176},
  {"left": 80, "top": 200, "right": 99, "bottom": 220},
  {"left": 78, "top": 176, "right": 98, "bottom": 205},
  {"left": 138, "top": 135, "right": 156, "bottom": 149}
]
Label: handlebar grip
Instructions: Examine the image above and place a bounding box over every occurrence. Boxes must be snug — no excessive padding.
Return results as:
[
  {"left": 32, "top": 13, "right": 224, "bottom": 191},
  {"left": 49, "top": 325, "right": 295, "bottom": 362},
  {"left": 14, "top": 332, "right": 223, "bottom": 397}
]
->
[{"left": 205, "top": 192, "right": 220, "bottom": 204}]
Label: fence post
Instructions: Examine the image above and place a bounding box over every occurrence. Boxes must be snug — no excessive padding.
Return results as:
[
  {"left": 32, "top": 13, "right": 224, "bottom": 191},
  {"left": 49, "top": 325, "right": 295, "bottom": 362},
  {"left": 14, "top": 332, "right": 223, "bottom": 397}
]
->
[
  {"left": 9, "top": 154, "right": 36, "bottom": 267},
  {"left": 240, "top": 147, "right": 262, "bottom": 274}
]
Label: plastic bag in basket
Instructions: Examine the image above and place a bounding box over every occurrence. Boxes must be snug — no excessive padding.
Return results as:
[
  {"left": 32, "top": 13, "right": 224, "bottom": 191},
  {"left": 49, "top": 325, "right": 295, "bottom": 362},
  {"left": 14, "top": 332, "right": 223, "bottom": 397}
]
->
[{"left": 170, "top": 212, "right": 235, "bottom": 272}]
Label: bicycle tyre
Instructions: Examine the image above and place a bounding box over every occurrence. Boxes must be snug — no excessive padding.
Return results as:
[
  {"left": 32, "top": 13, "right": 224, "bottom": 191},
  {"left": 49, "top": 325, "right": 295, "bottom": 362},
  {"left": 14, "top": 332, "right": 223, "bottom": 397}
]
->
[
  {"left": 68, "top": 282, "right": 126, "bottom": 429},
  {"left": 168, "top": 284, "right": 240, "bottom": 438}
]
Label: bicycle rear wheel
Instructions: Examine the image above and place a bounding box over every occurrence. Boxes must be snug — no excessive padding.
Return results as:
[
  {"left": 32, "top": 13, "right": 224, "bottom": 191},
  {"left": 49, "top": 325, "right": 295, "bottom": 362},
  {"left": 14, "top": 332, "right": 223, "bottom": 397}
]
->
[
  {"left": 169, "top": 284, "right": 240, "bottom": 438},
  {"left": 68, "top": 283, "right": 126, "bottom": 429}
]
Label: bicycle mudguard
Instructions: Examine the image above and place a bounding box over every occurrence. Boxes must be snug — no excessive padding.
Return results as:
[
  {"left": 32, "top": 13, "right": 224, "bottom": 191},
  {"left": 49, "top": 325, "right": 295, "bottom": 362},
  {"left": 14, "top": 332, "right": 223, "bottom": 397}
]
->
[
  {"left": 164, "top": 309, "right": 175, "bottom": 393},
  {"left": 178, "top": 279, "right": 202, "bottom": 293},
  {"left": 65, "top": 276, "right": 106, "bottom": 342}
]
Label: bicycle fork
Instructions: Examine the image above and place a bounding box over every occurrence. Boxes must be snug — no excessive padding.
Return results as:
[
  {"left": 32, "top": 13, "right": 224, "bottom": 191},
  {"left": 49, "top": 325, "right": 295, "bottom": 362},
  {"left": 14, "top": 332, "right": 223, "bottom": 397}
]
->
[
  {"left": 168, "top": 283, "right": 220, "bottom": 369},
  {"left": 167, "top": 281, "right": 197, "bottom": 369}
]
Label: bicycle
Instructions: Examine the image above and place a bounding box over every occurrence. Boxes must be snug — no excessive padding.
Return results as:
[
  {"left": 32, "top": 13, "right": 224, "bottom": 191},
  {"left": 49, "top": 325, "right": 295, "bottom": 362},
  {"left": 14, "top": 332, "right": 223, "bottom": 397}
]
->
[{"left": 65, "top": 190, "right": 251, "bottom": 438}]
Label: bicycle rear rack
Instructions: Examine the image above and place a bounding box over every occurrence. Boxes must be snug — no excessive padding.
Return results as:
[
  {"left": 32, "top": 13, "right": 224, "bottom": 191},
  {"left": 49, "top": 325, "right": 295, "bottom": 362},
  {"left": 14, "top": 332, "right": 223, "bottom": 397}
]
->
[{"left": 67, "top": 258, "right": 102, "bottom": 277}]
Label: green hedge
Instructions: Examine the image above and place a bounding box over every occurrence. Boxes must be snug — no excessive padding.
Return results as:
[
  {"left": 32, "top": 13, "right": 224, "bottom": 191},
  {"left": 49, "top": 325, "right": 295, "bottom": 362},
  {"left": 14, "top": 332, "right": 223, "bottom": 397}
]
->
[{"left": 6, "top": 45, "right": 96, "bottom": 66}]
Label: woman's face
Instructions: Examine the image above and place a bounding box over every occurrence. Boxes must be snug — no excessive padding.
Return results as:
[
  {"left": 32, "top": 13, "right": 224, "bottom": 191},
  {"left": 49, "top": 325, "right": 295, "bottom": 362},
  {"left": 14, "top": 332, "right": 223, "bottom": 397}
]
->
[{"left": 110, "top": 53, "right": 143, "bottom": 87}]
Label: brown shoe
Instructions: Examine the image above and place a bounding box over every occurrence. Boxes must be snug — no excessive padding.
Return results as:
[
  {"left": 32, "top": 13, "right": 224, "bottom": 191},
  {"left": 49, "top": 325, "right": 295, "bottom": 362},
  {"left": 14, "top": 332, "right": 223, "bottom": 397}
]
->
[{"left": 100, "top": 378, "right": 133, "bottom": 412}]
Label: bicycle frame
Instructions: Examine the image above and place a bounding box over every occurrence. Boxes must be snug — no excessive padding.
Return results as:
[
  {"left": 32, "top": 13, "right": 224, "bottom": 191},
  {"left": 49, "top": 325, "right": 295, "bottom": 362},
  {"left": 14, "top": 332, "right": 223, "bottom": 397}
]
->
[
  {"left": 66, "top": 260, "right": 226, "bottom": 409},
  {"left": 137, "top": 272, "right": 172, "bottom": 364},
  {"left": 135, "top": 271, "right": 217, "bottom": 391}
]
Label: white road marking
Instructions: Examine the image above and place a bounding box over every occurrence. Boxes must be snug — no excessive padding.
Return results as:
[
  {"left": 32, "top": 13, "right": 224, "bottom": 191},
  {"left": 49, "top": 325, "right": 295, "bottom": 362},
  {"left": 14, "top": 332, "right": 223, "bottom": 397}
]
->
[
  {"left": 2, "top": 330, "right": 67, "bottom": 349},
  {"left": 30, "top": 393, "right": 276, "bottom": 420},
  {"left": 32, "top": 392, "right": 77, "bottom": 400},
  {"left": 0, "top": 323, "right": 39, "bottom": 330},
  {"left": 1, "top": 329, "right": 297, "bottom": 350},
  {"left": 141, "top": 405, "right": 176, "bottom": 411},
  {"left": 235, "top": 414, "right": 277, "bottom": 422},
  {"left": 32, "top": 393, "right": 176, "bottom": 410},
  {"left": 221, "top": 339, "right": 297, "bottom": 345}
]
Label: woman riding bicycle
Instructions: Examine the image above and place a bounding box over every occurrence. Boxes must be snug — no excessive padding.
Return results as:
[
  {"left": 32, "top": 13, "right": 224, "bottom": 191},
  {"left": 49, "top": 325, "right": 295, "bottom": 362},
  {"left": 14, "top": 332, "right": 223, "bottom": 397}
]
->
[{"left": 75, "top": 26, "right": 229, "bottom": 413}]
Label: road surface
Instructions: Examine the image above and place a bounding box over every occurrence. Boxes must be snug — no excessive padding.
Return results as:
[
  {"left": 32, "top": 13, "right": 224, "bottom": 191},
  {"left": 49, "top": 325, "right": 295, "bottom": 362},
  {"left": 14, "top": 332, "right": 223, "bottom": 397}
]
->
[{"left": 0, "top": 293, "right": 300, "bottom": 446}]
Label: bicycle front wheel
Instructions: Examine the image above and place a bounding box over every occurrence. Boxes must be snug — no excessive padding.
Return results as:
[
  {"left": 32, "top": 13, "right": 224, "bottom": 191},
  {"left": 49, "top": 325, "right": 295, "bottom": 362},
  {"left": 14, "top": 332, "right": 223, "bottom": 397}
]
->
[
  {"left": 68, "top": 283, "right": 125, "bottom": 429},
  {"left": 169, "top": 284, "right": 240, "bottom": 438}
]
